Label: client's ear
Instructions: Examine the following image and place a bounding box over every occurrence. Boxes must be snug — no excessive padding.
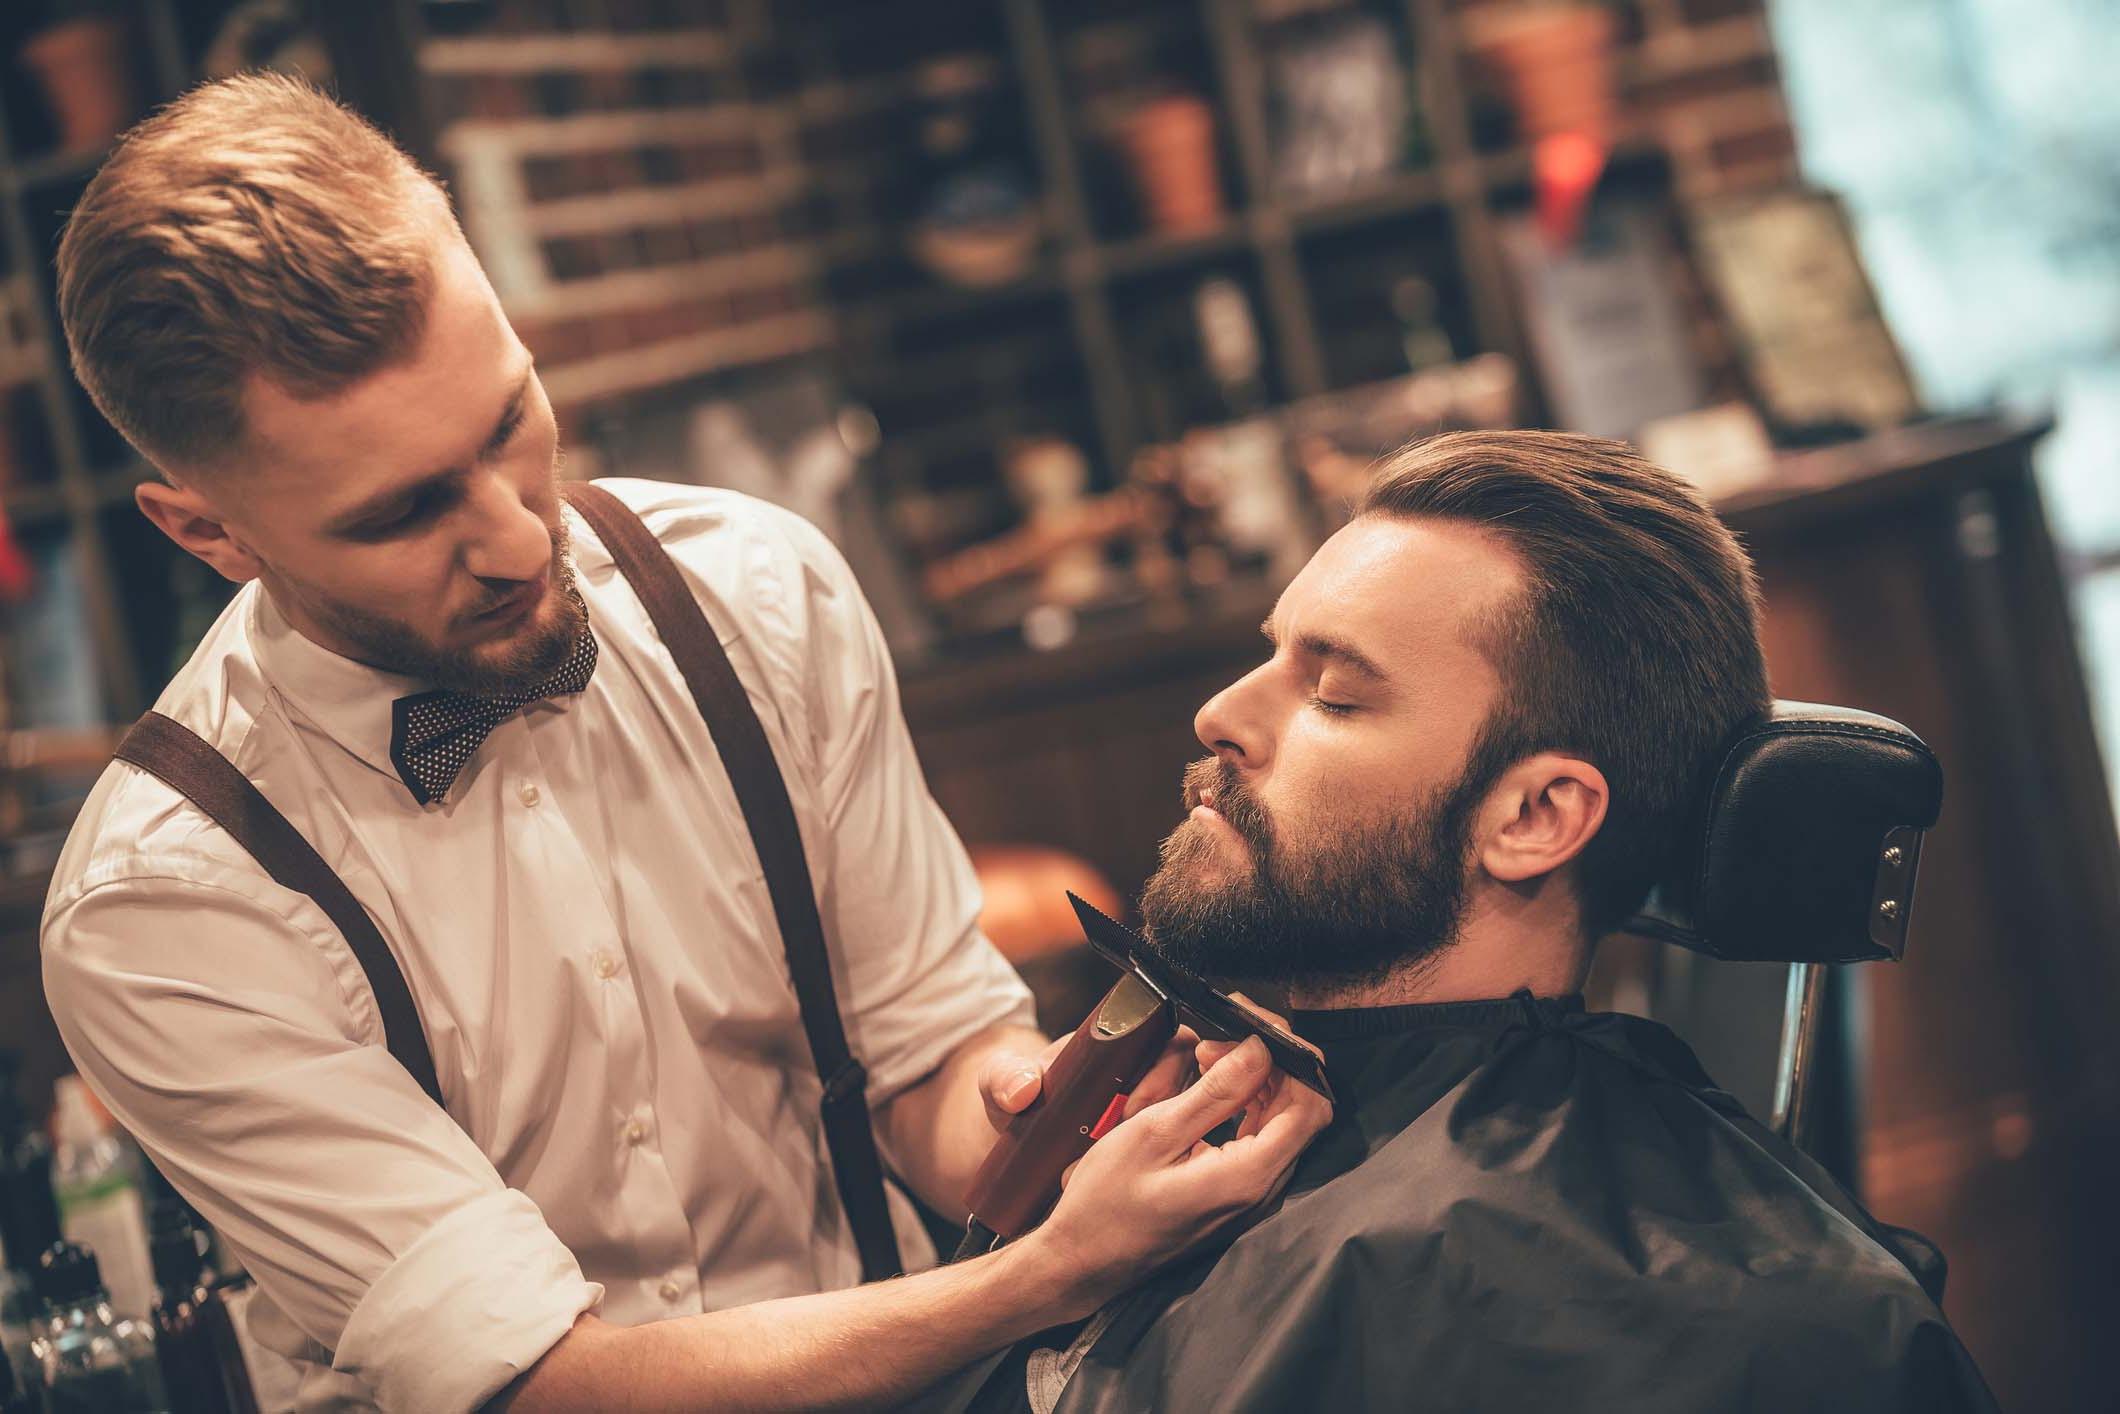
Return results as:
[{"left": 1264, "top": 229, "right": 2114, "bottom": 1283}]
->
[{"left": 1476, "top": 752, "right": 1609, "bottom": 886}]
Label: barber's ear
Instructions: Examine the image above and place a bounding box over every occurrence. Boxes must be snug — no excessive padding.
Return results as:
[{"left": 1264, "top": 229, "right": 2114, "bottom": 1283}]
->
[
  {"left": 136, "top": 478, "right": 264, "bottom": 584},
  {"left": 1476, "top": 752, "right": 1609, "bottom": 885}
]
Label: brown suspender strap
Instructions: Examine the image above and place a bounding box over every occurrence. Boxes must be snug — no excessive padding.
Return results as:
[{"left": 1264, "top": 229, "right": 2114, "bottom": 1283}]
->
[
  {"left": 561, "top": 481, "right": 904, "bottom": 1283},
  {"left": 111, "top": 711, "right": 448, "bottom": 1108}
]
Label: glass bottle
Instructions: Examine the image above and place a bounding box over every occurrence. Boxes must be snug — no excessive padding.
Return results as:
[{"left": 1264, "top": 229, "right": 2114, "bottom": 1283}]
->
[
  {"left": 148, "top": 1196, "right": 257, "bottom": 1414},
  {"left": 28, "top": 1242, "right": 167, "bottom": 1413},
  {"left": 0, "top": 1054, "right": 59, "bottom": 1402},
  {"left": 50, "top": 1078, "right": 154, "bottom": 1319},
  {"left": 0, "top": 1326, "right": 31, "bottom": 1414}
]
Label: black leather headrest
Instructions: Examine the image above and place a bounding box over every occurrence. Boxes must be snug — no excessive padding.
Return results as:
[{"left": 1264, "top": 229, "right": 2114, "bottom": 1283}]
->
[{"left": 1626, "top": 701, "right": 1943, "bottom": 964}]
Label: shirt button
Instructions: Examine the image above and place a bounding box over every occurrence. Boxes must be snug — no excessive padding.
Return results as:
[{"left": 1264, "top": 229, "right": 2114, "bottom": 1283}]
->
[
  {"left": 622, "top": 1117, "right": 648, "bottom": 1147},
  {"left": 593, "top": 951, "right": 620, "bottom": 980},
  {"left": 658, "top": 1279, "right": 682, "bottom": 1303},
  {"left": 518, "top": 781, "right": 542, "bottom": 807}
]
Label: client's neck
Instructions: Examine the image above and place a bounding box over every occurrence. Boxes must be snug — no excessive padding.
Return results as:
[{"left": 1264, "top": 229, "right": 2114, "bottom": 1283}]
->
[{"left": 1286, "top": 882, "right": 1591, "bottom": 1010}]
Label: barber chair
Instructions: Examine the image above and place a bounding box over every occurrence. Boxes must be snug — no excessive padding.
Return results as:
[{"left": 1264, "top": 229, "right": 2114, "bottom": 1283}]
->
[{"left": 1626, "top": 702, "right": 1943, "bottom": 1155}]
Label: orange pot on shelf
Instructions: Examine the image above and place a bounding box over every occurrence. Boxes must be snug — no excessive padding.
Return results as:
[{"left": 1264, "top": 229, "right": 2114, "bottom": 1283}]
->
[
  {"left": 1116, "top": 93, "right": 1225, "bottom": 236},
  {"left": 1465, "top": 3, "right": 1618, "bottom": 145},
  {"left": 1465, "top": 3, "right": 1619, "bottom": 244},
  {"left": 20, "top": 15, "right": 138, "bottom": 155}
]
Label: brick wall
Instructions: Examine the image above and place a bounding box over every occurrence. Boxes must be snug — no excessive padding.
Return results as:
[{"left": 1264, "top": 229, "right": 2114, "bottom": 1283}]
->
[{"left": 421, "top": 3, "right": 827, "bottom": 429}]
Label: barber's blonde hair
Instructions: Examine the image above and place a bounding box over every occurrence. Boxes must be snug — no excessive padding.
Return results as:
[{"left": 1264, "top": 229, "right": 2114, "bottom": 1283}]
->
[{"left": 56, "top": 72, "right": 454, "bottom": 472}]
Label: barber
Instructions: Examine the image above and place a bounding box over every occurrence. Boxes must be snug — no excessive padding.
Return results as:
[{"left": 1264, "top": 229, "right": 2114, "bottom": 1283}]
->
[{"left": 38, "top": 75, "right": 1329, "bottom": 1413}]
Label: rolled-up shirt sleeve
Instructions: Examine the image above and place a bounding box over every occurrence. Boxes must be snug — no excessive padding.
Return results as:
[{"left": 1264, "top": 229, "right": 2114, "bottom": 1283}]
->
[{"left": 42, "top": 860, "right": 601, "bottom": 1413}]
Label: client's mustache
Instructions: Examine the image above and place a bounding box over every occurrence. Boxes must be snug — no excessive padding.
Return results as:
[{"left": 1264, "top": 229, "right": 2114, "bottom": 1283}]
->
[{"left": 1180, "top": 757, "right": 1275, "bottom": 857}]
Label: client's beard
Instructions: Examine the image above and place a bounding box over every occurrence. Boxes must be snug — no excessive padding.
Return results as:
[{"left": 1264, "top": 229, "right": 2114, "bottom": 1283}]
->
[
  {"left": 1138, "top": 755, "right": 1488, "bottom": 992},
  {"left": 286, "top": 517, "right": 587, "bottom": 697}
]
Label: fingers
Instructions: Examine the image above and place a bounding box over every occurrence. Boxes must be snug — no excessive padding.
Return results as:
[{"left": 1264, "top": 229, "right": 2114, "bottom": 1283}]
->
[
  {"left": 1228, "top": 1069, "right": 1332, "bottom": 1174},
  {"left": 978, "top": 1049, "right": 1047, "bottom": 1117},
  {"left": 1194, "top": 993, "right": 1323, "bottom": 1076},
  {"left": 1233, "top": 1069, "right": 1281, "bottom": 1142},
  {"left": 1123, "top": 1027, "right": 1201, "bottom": 1119},
  {"left": 1179, "top": 1019, "right": 1332, "bottom": 1202},
  {"left": 1133, "top": 1036, "right": 1273, "bottom": 1155}
]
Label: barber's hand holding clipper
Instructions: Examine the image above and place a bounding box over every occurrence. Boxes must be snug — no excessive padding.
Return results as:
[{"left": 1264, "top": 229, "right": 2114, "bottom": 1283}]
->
[
  {"left": 957, "top": 897, "right": 1333, "bottom": 1283},
  {"left": 964, "top": 945, "right": 1331, "bottom": 1306},
  {"left": 974, "top": 1023, "right": 1331, "bottom": 1304}
]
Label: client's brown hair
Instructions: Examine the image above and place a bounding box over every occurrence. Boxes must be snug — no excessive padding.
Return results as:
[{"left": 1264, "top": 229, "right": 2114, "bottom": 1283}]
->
[
  {"left": 1360, "top": 429, "right": 1770, "bottom": 935},
  {"left": 56, "top": 71, "right": 453, "bottom": 472}
]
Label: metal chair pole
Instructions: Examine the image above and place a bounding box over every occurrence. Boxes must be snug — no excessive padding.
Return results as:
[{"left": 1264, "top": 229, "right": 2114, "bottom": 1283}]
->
[{"left": 1769, "top": 961, "right": 1829, "bottom": 1148}]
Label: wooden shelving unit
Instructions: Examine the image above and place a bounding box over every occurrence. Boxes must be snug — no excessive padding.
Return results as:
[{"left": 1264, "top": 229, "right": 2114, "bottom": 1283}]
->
[
  {"left": 408, "top": 0, "right": 1788, "bottom": 561},
  {"left": 0, "top": 0, "right": 1796, "bottom": 728},
  {"left": 0, "top": 1, "right": 410, "bottom": 729},
  {"left": 0, "top": 1, "right": 194, "bottom": 724},
  {"left": 789, "top": 0, "right": 1697, "bottom": 516}
]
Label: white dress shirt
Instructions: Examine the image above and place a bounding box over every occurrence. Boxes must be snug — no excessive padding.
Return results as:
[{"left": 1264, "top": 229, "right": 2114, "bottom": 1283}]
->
[{"left": 40, "top": 480, "right": 1033, "bottom": 1412}]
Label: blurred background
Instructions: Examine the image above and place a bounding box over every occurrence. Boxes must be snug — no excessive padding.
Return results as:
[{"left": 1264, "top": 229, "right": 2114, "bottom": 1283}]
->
[{"left": 0, "top": 1, "right": 2115, "bottom": 1409}]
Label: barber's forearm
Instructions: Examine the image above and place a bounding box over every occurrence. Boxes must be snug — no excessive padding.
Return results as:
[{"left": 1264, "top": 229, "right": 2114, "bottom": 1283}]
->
[
  {"left": 488, "top": 1234, "right": 1087, "bottom": 1413},
  {"left": 880, "top": 1022, "right": 1049, "bottom": 1215}
]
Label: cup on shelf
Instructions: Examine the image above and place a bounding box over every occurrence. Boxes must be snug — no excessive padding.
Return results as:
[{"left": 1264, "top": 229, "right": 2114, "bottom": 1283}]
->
[
  {"left": 1116, "top": 92, "right": 1225, "bottom": 236},
  {"left": 19, "top": 12, "right": 139, "bottom": 157},
  {"left": 1463, "top": 3, "right": 1616, "bottom": 145}
]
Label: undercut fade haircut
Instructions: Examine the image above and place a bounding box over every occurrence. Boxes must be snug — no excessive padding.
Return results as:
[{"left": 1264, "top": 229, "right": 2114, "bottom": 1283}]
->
[
  {"left": 56, "top": 71, "right": 454, "bottom": 472},
  {"left": 1360, "top": 429, "right": 1770, "bottom": 937}
]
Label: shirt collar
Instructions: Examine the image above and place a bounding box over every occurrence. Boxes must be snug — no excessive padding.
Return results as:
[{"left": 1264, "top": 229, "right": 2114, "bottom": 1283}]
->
[
  {"left": 248, "top": 587, "right": 421, "bottom": 785},
  {"left": 248, "top": 585, "right": 584, "bottom": 797}
]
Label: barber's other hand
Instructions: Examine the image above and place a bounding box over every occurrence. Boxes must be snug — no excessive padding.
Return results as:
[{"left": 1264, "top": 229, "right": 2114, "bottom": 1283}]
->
[
  {"left": 1018, "top": 1033, "right": 1332, "bottom": 1312},
  {"left": 1192, "top": 993, "right": 1325, "bottom": 1144}
]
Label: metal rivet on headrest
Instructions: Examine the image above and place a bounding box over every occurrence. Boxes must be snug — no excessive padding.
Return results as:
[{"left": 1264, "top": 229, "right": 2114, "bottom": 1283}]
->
[
  {"left": 1878, "top": 898, "right": 1901, "bottom": 919},
  {"left": 1882, "top": 845, "right": 1905, "bottom": 866}
]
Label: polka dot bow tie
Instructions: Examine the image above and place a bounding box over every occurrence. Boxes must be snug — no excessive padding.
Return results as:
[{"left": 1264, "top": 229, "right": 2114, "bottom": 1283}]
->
[{"left": 387, "top": 624, "right": 599, "bottom": 805}]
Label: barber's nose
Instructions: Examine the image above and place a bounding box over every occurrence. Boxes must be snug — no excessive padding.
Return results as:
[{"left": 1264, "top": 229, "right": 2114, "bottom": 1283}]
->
[
  {"left": 1194, "top": 666, "right": 1272, "bottom": 771},
  {"left": 463, "top": 473, "right": 553, "bottom": 583}
]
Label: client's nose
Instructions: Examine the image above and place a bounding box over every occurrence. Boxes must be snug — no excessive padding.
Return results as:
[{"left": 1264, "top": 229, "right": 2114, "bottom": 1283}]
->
[{"left": 1195, "top": 665, "right": 1274, "bottom": 771}]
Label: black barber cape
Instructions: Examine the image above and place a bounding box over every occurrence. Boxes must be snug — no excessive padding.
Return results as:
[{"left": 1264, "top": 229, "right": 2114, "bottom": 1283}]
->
[{"left": 956, "top": 994, "right": 1995, "bottom": 1414}]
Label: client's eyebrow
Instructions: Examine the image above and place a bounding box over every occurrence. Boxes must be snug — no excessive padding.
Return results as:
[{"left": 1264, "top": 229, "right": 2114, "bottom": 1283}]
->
[{"left": 1261, "top": 617, "right": 1391, "bottom": 684}]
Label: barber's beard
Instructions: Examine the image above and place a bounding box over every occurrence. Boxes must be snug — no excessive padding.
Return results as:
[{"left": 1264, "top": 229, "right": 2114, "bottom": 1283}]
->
[
  {"left": 286, "top": 519, "right": 587, "bottom": 697},
  {"left": 1139, "top": 755, "right": 1486, "bottom": 992}
]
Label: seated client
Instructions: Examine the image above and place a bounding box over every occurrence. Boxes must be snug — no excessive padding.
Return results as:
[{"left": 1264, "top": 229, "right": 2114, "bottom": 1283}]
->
[{"left": 964, "top": 430, "right": 1995, "bottom": 1413}]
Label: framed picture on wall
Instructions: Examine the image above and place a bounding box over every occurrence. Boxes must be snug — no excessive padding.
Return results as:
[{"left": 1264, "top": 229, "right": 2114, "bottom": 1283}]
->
[
  {"left": 1499, "top": 200, "right": 1708, "bottom": 442},
  {"left": 1685, "top": 187, "right": 1922, "bottom": 435}
]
